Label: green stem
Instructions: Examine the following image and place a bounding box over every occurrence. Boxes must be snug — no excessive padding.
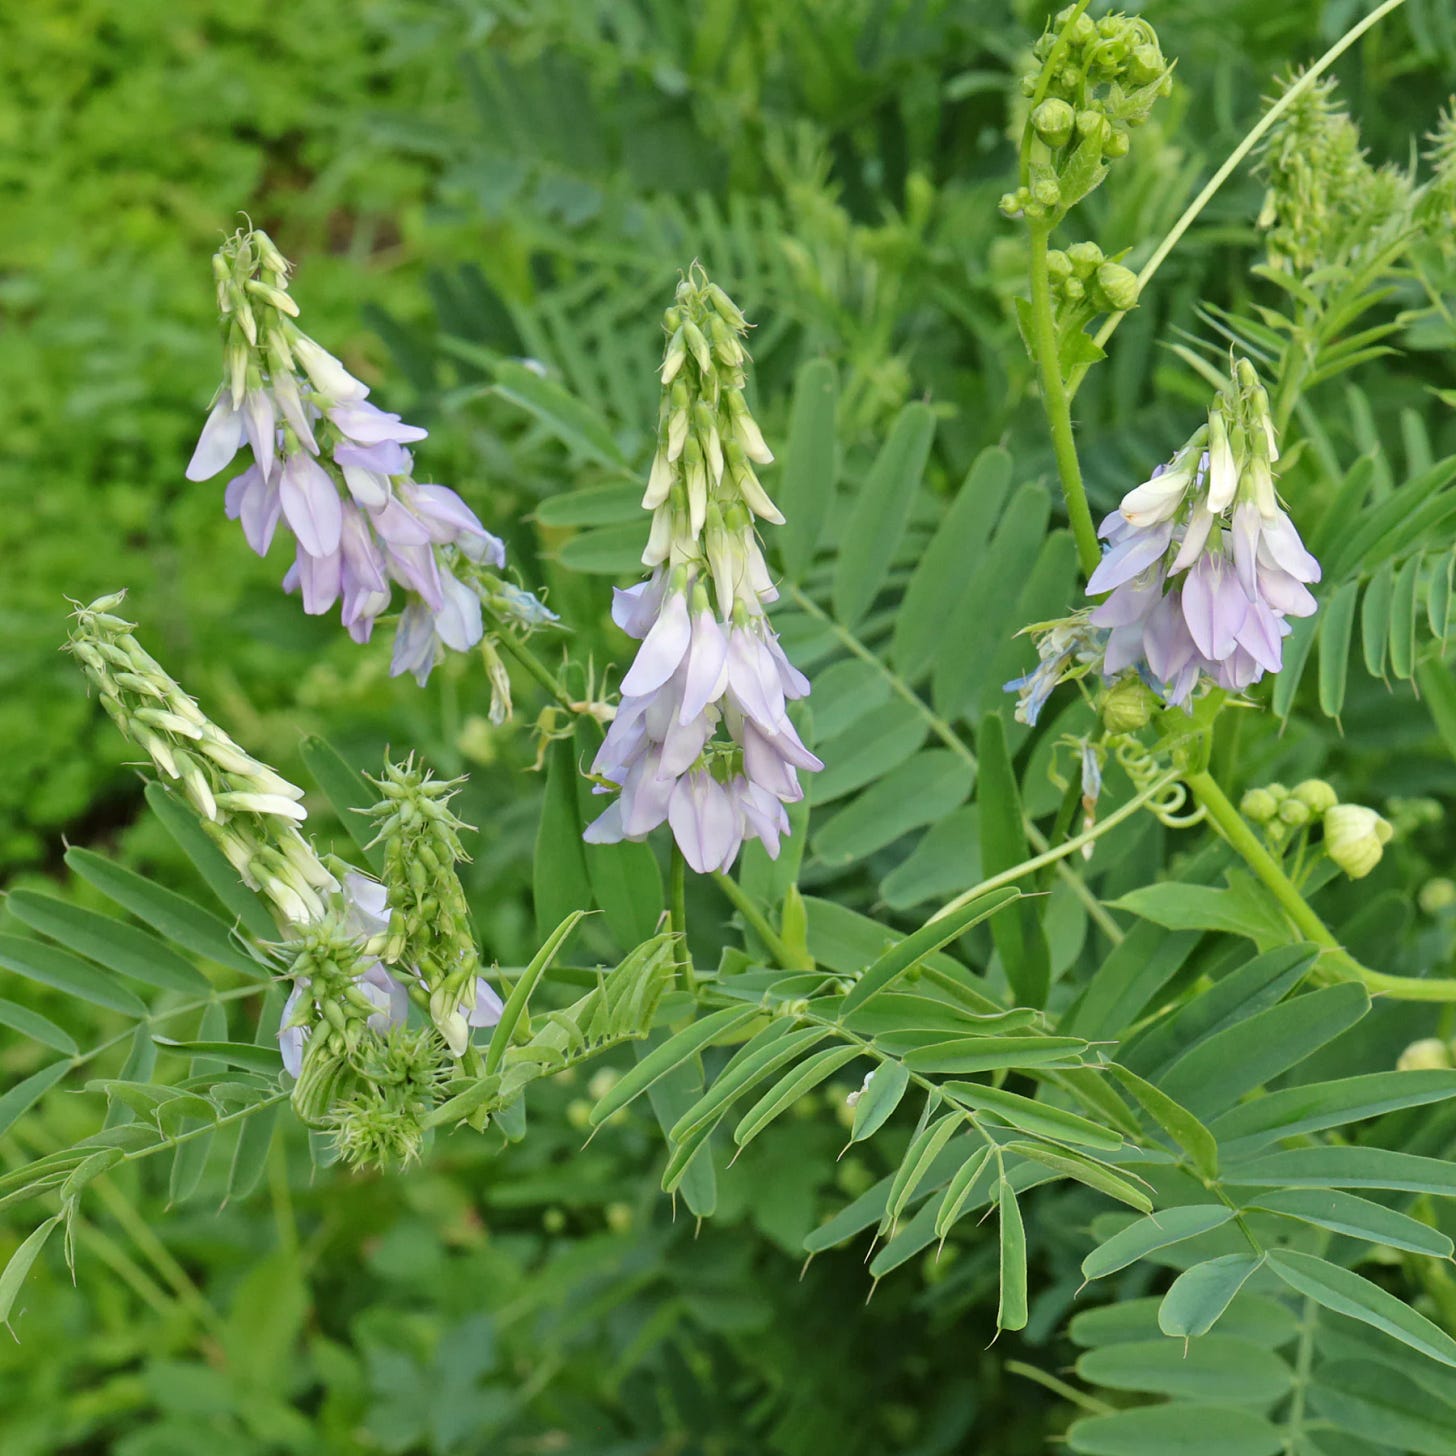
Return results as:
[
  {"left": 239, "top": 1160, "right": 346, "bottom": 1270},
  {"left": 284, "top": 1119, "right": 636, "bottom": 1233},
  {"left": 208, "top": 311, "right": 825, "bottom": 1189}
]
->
[
  {"left": 1027, "top": 222, "right": 1102, "bottom": 578},
  {"left": 1067, "top": 0, "right": 1413, "bottom": 400},
  {"left": 931, "top": 771, "right": 1182, "bottom": 923},
  {"left": 785, "top": 583, "right": 1123, "bottom": 946},
  {"left": 670, "top": 843, "right": 688, "bottom": 960},
  {"left": 710, "top": 871, "right": 805, "bottom": 971},
  {"left": 1186, "top": 769, "right": 1456, "bottom": 1001},
  {"left": 494, "top": 627, "right": 575, "bottom": 712}
]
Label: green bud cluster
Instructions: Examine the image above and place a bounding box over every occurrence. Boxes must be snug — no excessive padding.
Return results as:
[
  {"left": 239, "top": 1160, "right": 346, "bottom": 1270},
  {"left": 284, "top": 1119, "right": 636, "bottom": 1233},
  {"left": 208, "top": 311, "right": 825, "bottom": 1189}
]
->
[
  {"left": 324, "top": 1028, "right": 451, "bottom": 1170},
  {"left": 1043, "top": 239, "right": 1140, "bottom": 321},
  {"left": 1241, "top": 778, "right": 1393, "bottom": 879},
  {"left": 365, "top": 756, "right": 482, "bottom": 1055},
  {"left": 67, "top": 593, "right": 336, "bottom": 926},
  {"left": 1207, "top": 357, "right": 1281, "bottom": 515},
  {"left": 1256, "top": 72, "right": 1414, "bottom": 276},
  {"left": 1100, "top": 673, "right": 1153, "bottom": 733},
  {"left": 1002, "top": 7, "right": 1172, "bottom": 224},
  {"left": 644, "top": 264, "right": 781, "bottom": 618}
]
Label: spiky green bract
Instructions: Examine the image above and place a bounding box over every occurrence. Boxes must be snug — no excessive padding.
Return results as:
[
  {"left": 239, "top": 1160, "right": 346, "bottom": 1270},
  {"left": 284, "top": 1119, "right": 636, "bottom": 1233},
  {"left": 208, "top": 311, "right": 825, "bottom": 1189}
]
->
[{"left": 324, "top": 1027, "right": 452, "bottom": 1171}]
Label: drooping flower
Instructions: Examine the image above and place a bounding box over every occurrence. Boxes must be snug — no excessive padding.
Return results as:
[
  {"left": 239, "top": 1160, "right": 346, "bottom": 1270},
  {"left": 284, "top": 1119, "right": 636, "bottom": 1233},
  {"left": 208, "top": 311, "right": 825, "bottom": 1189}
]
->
[
  {"left": 189, "top": 227, "right": 548, "bottom": 688},
  {"left": 1083, "top": 357, "right": 1320, "bottom": 706},
  {"left": 583, "top": 268, "right": 820, "bottom": 872}
]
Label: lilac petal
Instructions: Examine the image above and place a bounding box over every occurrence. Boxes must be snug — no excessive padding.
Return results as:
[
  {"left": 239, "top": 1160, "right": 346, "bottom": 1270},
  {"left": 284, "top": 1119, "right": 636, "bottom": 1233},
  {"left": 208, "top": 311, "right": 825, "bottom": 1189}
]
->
[
  {"left": 1144, "top": 592, "right": 1198, "bottom": 682},
  {"left": 295, "top": 546, "right": 342, "bottom": 615},
  {"left": 1181, "top": 557, "right": 1245, "bottom": 661},
  {"left": 434, "top": 574, "right": 484, "bottom": 652},
  {"left": 329, "top": 400, "right": 428, "bottom": 445},
  {"left": 370, "top": 496, "right": 433, "bottom": 547},
  {"left": 612, "top": 579, "right": 662, "bottom": 638},
  {"left": 621, "top": 755, "right": 676, "bottom": 837},
  {"left": 1170, "top": 501, "right": 1216, "bottom": 575},
  {"left": 335, "top": 440, "right": 408, "bottom": 475},
  {"left": 1089, "top": 572, "right": 1163, "bottom": 630},
  {"left": 383, "top": 541, "right": 444, "bottom": 610},
  {"left": 359, "top": 961, "right": 410, "bottom": 1032},
  {"left": 238, "top": 468, "right": 282, "bottom": 556},
  {"left": 1086, "top": 521, "right": 1174, "bottom": 595},
  {"left": 187, "top": 397, "right": 245, "bottom": 481},
  {"left": 1103, "top": 623, "right": 1147, "bottom": 675},
  {"left": 1230, "top": 502, "right": 1261, "bottom": 598},
  {"left": 409, "top": 484, "right": 489, "bottom": 545},
  {"left": 726, "top": 625, "right": 788, "bottom": 730},
  {"left": 621, "top": 590, "right": 691, "bottom": 696},
  {"left": 278, "top": 980, "right": 307, "bottom": 1078},
  {"left": 658, "top": 709, "right": 713, "bottom": 778},
  {"left": 1236, "top": 597, "right": 1285, "bottom": 674},
  {"left": 757, "top": 714, "right": 822, "bottom": 773},
  {"left": 583, "top": 799, "right": 626, "bottom": 845},
  {"left": 680, "top": 610, "right": 729, "bottom": 723},
  {"left": 1261, "top": 510, "right": 1321, "bottom": 583},
  {"left": 766, "top": 635, "right": 811, "bottom": 699},
  {"left": 668, "top": 772, "right": 737, "bottom": 874},
  {"left": 242, "top": 389, "right": 277, "bottom": 480},
  {"left": 739, "top": 779, "right": 786, "bottom": 859},
  {"left": 740, "top": 722, "right": 802, "bottom": 801},
  {"left": 467, "top": 978, "right": 505, "bottom": 1028},
  {"left": 390, "top": 603, "right": 437, "bottom": 686},
  {"left": 280, "top": 453, "right": 343, "bottom": 557},
  {"left": 1257, "top": 564, "right": 1317, "bottom": 617},
  {"left": 293, "top": 334, "right": 370, "bottom": 403},
  {"left": 344, "top": 871, "right": 390, "bottom": 933},
  {"left": 271, "top": 370, "right": 319, "bottom": 454},
  {"left": 340, "top": 504, "right": 389, "bottom": 592}
]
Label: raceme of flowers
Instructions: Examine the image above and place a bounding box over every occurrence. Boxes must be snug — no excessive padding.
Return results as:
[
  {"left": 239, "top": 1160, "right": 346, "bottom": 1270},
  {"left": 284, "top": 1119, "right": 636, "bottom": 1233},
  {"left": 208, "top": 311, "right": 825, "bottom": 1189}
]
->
[
  {"left": 1085, "top": 358, "right": 1320, "bottom": 706},
  {"left": 185, "top": 227, "right": 548, "bottom": 689},
  {"left": 584, "top": 268, "right": 821, "bottom": 873}
]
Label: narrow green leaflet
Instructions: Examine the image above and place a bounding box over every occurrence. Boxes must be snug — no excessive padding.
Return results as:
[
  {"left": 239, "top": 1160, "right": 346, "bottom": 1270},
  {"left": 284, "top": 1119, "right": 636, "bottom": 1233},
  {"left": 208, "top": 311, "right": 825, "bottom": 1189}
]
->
[
  {"left": 1159, "top": 1254, "right": 1264, "bottom": 1340},
  {"left": 1006, "top": 1141, "right": 1152, "bottom": 1213},
  {"left": 490, "top": 357, "right": 628, "bottom": 469},
  {"left": 1268, "top": 1249, "right": 1456, "bottom": 1368},
  {"left": 997, "top": 1179, "right": 1028, "bottom": 1332},
  {"left": 533, "top": 735, "right": 594, "bottom": 941},
  {"left": 933, "top": 1145, "right": 995, "bottom": 1244},
  {"left": 811, "top": 750, "right": 973, "bottom": 867},
  {"left": 976, "top": 712, "right": 1050, "bottom": 1007},
  {"left": 1067, "top": 925, "right": 1199, "bottom": 1041},
  {"left": 1109, "top": 1064, "right": 1218, "bottom": 1179},
  {"left": 668, "top": 1024, "right": 827, "bottom": 1142},
  {"left": 1067, "top": 1404, "right": 1283, "bottom": 1456},
  {"left": 1081, "top": 1206, "right": 1235, "bottom": 1281},
  {"left": 1226, "top": 1146, "right": 1456, "bottom": 1195},
  {"left": 0, "top": 1215, "right": 63, "bottom": 1335},
  {"left": 733, "top": 1044, "right": 863, "bottom": 1149},
  {"left": 169, "top": 1003, "right": 227, "bottom": 1205},
  {"left": 1361, "top": 558, "right": 1394, "bottom": 678},
  {"left": 0, "top": 1061, "right": 72, "bottom": 1141},
  {"left": 644, "top": 1043, "right": 717, "bottom": 1219},
  {"left": 902, "top": 1035, "right": 1087, "bottom": 1074},
  {"left": 945, "top": 1080, "right": 1122, "bottom": 1151},
  {"left": 831, "top": 400, "right": 935, "bottom": 629},
  {"left": 837, "top": 885, "right": 1020, "bottom": 1015},
  {"left": 589, "top": 1005, "right": 759, "bottom": 1125},
  {"left": 0, "top": 934, "right": 148, "bottom": 1018},
  {"left": 63, "top": 848, "right": 264, "bottom": 979},
  {"left": 483, "top": 911, "right": 586, "bottom": 1078},
  {"left": 776, "top": 358, "right": 838, "bottom": 578},
  {"left": 850, "top": 1060, "right": 910, "bottom": 1142},
  {"left": 1110, "top": 882, "right": 1290, "bottom": 947},
  {"left": 1075, "top": 1336, "right": 1293, "bottom": 1405},
  {"left": 0, "top": 999, "right": 77, "bottom": 1056},
  {"left": 882, "top": 1112, "right": 964, "bottom": 1234},
  {"left": 1389, "top": 550, "right": 1422, "bottom": 679},
  {"left": 1317, "top": 576, "right": 1359, "bottom": 718},
  {"left": 1249, "top": 1189, "right": 1454, "bottom": 1258},
  {"left": 151, "top": 1040, "right": 282, "bottom": 1076},
  {"left": 299, "top": 736, "right": 384, "bottom": 872},
  {"left": 7, "top": 891, "right": 208, "bottom": 996}
]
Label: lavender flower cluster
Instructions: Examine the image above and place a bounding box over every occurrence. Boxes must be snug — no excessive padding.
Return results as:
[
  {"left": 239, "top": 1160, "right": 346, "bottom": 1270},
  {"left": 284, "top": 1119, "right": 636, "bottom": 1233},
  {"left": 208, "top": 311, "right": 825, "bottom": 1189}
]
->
[
  {"left": 1087, "top": 360, "right": 1320, "bottom": 706},
  {"left": 186, "top": 229, "right": 534, "bottom": 687},
  {"left": 584, "top": 269, "right": 821, "bottom": 873}
]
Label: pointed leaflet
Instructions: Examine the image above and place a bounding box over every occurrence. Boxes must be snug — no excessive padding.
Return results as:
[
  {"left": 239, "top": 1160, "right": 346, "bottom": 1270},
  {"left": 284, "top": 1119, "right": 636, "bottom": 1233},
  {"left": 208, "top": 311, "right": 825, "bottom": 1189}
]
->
[
  {"left": 643, "top": 1034, "right": 718, "bottom": 1219},
  {"left": 881, "top": 1112, "right": 965, "bottom": 1233},
  {"left": 1109, "top": 1063, "right": 1219, "bottom": 1180},
  {"left": 1361, "top": 558, "right": 1394, "bottom": 678},
  {"left": 832, "top": 401, "right": 936, "bottom": 629},
  {"left": 1389, "top": 551, "right": 1422, "bottom": 680},
  {"left": 169, "top": 1002, "right": 228, "bottom": 1206},
  {"left": 1082, "top": 1206, "right": 1235, "bottom": 1281},
  {"left": 976, "top": 713, "right": 1050, "bottom": 1007},
  {"left": 1225, "top": 1146, "right": 1456, "bottom": 1195},
  {"left": 892, "top": 447, "right": 1014, "bottom": 683},
  {"left": 1067, "top": 1405, "right": 1283, "bottom": 1456},
  {"left": 0, "top": 1062, "right": 72, "bottom": 1141},
  {"left": 850, "top": 1060, "right": 910, "bottom": 1142},
  {"left": 1006, "top": 1141, "right": 1152, "bottom": 1213},
  {"left": 299, "top": 736, "right": 384, "bottom": 872},
  {"left": 64, "top": 850, "right": 264, "bottom": 981},
  {"left": 533, "top": 735, "right": 593, "bottom": 941},
  {"left": 7, "top": 891, "right": 208, "bottom": 996},
  {"left": 1317, "top": 577, "right": 1359, "bottom": 719},
  {"left": 734, "top": 1044, "right": 862, "bottom": 1149},
  {"left": 227, "top": 989, "right": 284, "bottom": 1203},
  {"left": 0, "top": 1000, "right": 77, "bottom": 1057},
  {"left": 1159, "top": 1254, "right": 1264, "bottom": 1339},
  {"left": 483, "top": 911, "right": 587, "bottom": 1079},
  {"left": 1075, "top": 1337, "right": 1293, "bottom": 1405},
  {"left": 0, "top": 935, "right": 147, "bottom": 1018},
  {"left": 776, "top": 359, "right": 838, "bottom": 579},
  {"left": 997, "top": 1179, "right": 1029, "bottom": 1332},
  {"left": 947, "top": 1081, "right": 1121, "bottom": 1150},
  {"left": 491, "top": 358, "right": 628, "bottom": 469},
  {"left": 668, "top": 1024, "right": 828, "bottom": 1142},
  {"left": 1269, "top": 1249, "right": 1456, "bottom": 1368},
  {"left": 1250, "top": 1189, "right": 1453, "bottom": 1259},
  {"left": 811, "top": 750, "right": 973, "bottom": 868}
]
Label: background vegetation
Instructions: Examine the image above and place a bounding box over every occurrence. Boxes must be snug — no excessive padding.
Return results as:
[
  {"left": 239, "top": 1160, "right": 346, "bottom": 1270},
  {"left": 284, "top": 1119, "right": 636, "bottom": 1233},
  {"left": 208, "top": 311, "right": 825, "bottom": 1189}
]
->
[{"left": 7, "top": 1, "right": 1456, "bottom": 1451}]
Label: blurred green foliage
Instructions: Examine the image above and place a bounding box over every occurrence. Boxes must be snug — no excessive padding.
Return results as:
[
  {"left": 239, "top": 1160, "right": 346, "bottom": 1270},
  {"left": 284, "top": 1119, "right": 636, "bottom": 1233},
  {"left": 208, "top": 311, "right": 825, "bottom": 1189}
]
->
[{"left": 8, "top": 0, "right": 1456, "bottom": 1451}]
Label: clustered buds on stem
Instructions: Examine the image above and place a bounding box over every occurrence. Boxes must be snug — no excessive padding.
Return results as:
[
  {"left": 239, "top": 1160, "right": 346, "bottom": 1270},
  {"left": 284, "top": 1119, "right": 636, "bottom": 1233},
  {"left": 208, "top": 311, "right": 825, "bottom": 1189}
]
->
[
  {"left": 186, "top": 227, "right": 554, "bottom": 696},
  {"left": 1002, "top": 6, "right": 1172, "bottom": 224},
  {"left": 584, "top": 266, "right": 821, "bottom": 873},
  {"left": 68, "top": 595, "right": 498, "bottom": 1167},
  {"left": 364, "top": 757, "right": 503, "bottom": 1057},
  {"left": 1240, "top": 778, "right": 1393, "bottom": 880}
]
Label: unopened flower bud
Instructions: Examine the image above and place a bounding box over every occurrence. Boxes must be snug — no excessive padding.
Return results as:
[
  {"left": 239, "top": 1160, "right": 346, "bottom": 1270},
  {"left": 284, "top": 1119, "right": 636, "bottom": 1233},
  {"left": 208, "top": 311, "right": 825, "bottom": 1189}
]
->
[
  {"left": 1293, "top": 779, "right": 1338, "bottom": 815},
  {"left": 1066, "top": 241, "right": 1104, "bottom": 277},
  {"left": 1094, "top": 262, "right": 1140, "bottom": 311},
  {"left": 1102, "top": 675, "right": 1153, "bottom": 732},
  {"left": 1397, "top": 1038, "right": 1454, "bottom": 1072},
  {"left": 1032, "top": 176, "right": 1062, "bottom": 209},
  {"left": 1075, "top": 110, "right": 1105, "bottom": 142},
  {"left": 1046, "top": 249, "right": 1073, "bottom": 281},
  {"left": 1240, "top": 788, "right": 1279, "bottom": 823},
  {"left": 1324, "top": 803, "right": 1393, "bottom": 880},
  {"left": 1032, "top": 98, "right": 1076, "bottom": 148},
  {"left": 1278, "top": 798, "right": 1311, "bottom": 828},
  {"left": 1419, "top": 878, "right": 1456, "bottom": 915},
  {"left": 1103, "top": 128, "right": 1130, "bottom": 159}
]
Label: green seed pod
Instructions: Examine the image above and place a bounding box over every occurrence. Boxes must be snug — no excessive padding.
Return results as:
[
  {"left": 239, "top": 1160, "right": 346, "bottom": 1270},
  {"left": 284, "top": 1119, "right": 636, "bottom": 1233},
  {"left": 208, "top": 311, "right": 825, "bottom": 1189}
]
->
[{"left": 1032, "top": 98, "right": 1076, "bottom": 148}]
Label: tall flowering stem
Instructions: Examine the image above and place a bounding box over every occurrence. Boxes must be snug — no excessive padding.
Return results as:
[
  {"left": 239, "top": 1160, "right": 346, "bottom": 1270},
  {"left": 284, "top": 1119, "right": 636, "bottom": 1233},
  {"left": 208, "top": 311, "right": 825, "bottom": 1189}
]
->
[
  {"left": 584, "top": 266, "right": 822, "bottom": 874},
  {"left": 185, "top": 226, "right": 554, "bottom": 704}
]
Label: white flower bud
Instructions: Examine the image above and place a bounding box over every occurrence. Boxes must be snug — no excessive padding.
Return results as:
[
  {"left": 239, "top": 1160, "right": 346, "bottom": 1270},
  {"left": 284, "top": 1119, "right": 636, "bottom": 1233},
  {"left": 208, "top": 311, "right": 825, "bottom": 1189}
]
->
[
  {"left": 291, "top": 333, "right": 369, "bottom": 402},
  {"left": 1206, "top": 410, "right": 1238, "bottom": 512},
  {"left": 1323, "top": 803, "right": 1393, "bottom": 880},
  {"left": 1397, "top": 1038, "right": 1453, "bottom": 1072}
]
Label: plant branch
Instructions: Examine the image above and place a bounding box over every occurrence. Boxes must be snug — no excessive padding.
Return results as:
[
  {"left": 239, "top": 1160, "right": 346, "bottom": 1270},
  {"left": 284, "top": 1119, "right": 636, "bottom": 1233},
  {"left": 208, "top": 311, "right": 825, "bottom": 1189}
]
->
[{"left": 710, "top": 871, "right": 805, "bottom": 970}]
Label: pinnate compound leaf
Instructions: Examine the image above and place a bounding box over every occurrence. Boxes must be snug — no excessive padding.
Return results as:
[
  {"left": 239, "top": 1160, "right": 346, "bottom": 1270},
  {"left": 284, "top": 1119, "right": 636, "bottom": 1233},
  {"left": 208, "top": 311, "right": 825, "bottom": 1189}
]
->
[
  {"left": 1268, "top": 1249, "right": 1456, "bottom": 1368},
  {"left": 1108, "top": 1063, "right": 1218, "bottom": 1179},
  {"left": 1082, "top": 1206, "right": 1235, "bottom": 1281},
  {"left": 1159, "top": 1254, "right": 1264, "bottom": 1340}
]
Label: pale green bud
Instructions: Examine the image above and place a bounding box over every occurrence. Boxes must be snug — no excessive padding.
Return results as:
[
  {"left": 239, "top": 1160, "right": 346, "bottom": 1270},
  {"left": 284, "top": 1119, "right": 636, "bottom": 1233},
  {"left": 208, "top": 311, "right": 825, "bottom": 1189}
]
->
[
  {"left": 1277, "top": 798, "right": 1311, "bottom": 828},
  {"left": 1397, "top": 1038, "right": 1454, "bottom": 1072},
  {"left": 1419, "top": 878, "right": 1456, "bottom": 915},
  {"left": 1323, "top": 803, "right": 1393, "bottom": 880},
  {"left": 1103, "top": 128, "right": 1130, "bottom": 159},
  {"left": 1102, "top": 675, "right": 1153, "bottom": 732},
  {"left": 1240, "top": 787, "right": 1279, "bottom": 823},
  {"left": 1293, "top": 779, "right": 1338, "bottom": 815},
  {"left": 1066, "top": 241, "right": 1104, "bottom": 277},
  {"left": 1032, "top": 98, "right": 1076, "bottom": 148},
  {"left": 1094, "top": 262, "right": 1140, "bottom": 311}
]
